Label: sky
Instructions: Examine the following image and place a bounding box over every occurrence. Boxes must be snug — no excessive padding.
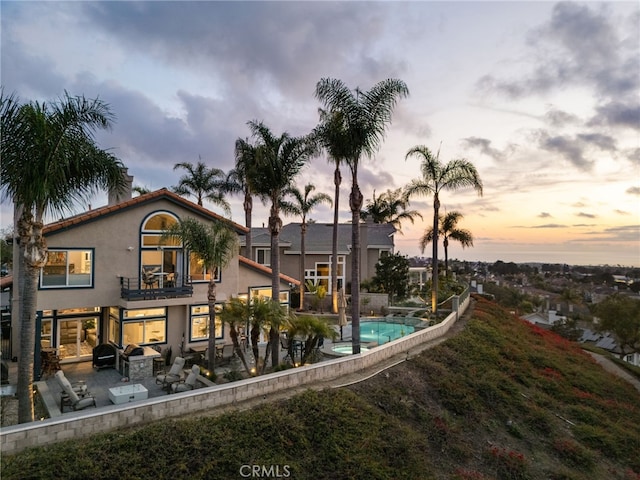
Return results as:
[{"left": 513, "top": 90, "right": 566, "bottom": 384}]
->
[{"left": 1, "top": 1, "right": 639, "bottom": 267}]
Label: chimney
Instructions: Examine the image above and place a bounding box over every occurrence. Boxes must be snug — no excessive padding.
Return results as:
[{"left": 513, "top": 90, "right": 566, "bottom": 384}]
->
[{"left": 108, "top": 167, "right": 134, "bottom": 206}]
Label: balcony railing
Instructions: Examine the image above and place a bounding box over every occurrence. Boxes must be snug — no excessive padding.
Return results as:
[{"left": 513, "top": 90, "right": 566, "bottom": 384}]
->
[{"left": 120, "top": 277, "right": 193, "bottom": 301}]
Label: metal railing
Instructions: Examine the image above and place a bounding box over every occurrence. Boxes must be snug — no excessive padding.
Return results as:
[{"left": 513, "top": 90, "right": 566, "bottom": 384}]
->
[{"left": 120, "top": 277, "right": 193, "bottom": 301}]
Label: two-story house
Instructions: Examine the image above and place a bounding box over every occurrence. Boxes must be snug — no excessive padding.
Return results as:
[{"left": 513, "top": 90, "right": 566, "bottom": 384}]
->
[
  {"left": 242, "top": 221, "right": 396, "bottom": 299},
  {"left": 10, "top": 188, "right": 297, "bottom": 367}
]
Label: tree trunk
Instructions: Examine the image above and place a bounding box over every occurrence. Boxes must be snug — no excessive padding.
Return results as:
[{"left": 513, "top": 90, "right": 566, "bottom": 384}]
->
[
  {"left": 268, "top": 206, "right": 282, "bottom": 368},
  {"left": 244, "top": 191, "right": 253, "bottom": 257},
  {"left": 443, "top": 236, "right": 449, "bottom": 278},
  {"left": 349, "top": 172, "right": 363, "bottom": 354},
  {"left": 207, "top": 279, "right": 217, "bottom": 373},
  {"left": 299, "top": 222, "right": 307, "bottom": 310},
  {"left": 431, "top": 194, "right": 440, "bottom": 316},
  {"left": 228, "top": 325, "right": 251, "bottom": 374},
  {"left": 17, "top": 213, "right": 47, "bottom": 424},
  {"left": 330, "top": 165, "right": 341, "bottom": 314}
]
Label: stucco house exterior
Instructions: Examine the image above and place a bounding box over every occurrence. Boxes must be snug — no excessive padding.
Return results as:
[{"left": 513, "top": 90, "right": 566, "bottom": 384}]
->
[
  {"left": 241, "top": 221, "right": 396, "bottom": 302},
  {"left": 10, "top": 188, "right": 297, "bottom": 370}
]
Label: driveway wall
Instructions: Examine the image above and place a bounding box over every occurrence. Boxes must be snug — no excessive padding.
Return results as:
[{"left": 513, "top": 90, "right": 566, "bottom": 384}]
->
[{"left": 1, "top": 294, "right": 469, "bottom": 455}]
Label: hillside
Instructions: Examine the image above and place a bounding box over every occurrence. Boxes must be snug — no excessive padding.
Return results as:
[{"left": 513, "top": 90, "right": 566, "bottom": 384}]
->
[{"left": 2, "top": 296, "right": 639, "bottom": 479}]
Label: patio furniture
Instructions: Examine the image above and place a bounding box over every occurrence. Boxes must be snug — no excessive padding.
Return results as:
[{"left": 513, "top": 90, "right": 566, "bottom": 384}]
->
[
  {"left": 155, "top": 356, "right": 185, "bottom": 390},
  {"left": 56, "top": 370, "right": 97, "bottom": 412},
  {"left": 217, "top": 344, "right": 235, "bottom": 366},
  {"left": 40, "top": 349, "right": 61, "bottom": 378},
  {"left": 170, "top": 365, "right": 200, "bottom": 394},
  {"left": 108, "top": 384, "right": 148, "bottom": 404}
]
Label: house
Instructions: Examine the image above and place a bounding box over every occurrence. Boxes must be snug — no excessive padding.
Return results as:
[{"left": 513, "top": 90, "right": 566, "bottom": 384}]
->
[
  {"left": 580, "top": 328, "right": 640, "bottom": 367},
  {"left": 10, "top": 188, "right": 297, "bottom": 369},
  {"left": 241, "top": 221, "right": 396, "bottom": 299}
]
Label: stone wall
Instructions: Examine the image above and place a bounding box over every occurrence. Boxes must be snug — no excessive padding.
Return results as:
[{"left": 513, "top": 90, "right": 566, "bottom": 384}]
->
[{"left": 0, "top": 294, "right": 470, "bottom": 455}]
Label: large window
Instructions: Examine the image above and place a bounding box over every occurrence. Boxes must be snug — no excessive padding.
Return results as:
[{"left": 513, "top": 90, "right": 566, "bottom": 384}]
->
[
  {"left": 188, "top": 254, "right": 220, "bottom": 283},
  {"left": 189, "top": 304, "right": 223, "bottom": 342},
  {"left": 304, "top": 256, "right": 345, "bottom": 293},
  {"left": 140, "top": 212, "right": 183, "bottom": 288},
  {"left": 41, "top": 249, "right": 93, "bottom": 288},
  {"left": 121, "top": 307, "right": 166, "bottom": 346}
]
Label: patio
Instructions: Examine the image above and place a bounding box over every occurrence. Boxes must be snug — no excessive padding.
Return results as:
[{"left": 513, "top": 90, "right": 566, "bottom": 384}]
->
[{"left": 35, "top": 331, "right": 347, "bottom": 417}]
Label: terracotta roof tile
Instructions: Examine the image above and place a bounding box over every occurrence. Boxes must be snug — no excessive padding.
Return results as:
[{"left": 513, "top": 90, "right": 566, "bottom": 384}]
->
[
  {"left": 43, "top": 188, "right": 249, "bottom": 235},
  {"left": 239, "top": 256, "right": 300, "bottom": 286}
]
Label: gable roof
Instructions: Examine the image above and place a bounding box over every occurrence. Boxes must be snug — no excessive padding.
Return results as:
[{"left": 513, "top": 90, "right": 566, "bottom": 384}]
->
[
  {"left": 43, "top": 188, "right": 249, "bottom": 236},
  {"left": 238, "top": 256, "right": 300, "bottom": 286}
]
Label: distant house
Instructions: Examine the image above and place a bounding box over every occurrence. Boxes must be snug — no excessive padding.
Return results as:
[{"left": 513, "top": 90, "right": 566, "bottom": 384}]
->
[
  {"left": 10, "top": 188, "right": 298, "bottom": 369},
  {"left": 580, "top": 328, "right": 640, "bottom": 367},
  {"left": 521, "top": 310, "right": 566, "bottom": 327},
  {"left": 241, "top": 221, "right": 396, "bottom": 299}
]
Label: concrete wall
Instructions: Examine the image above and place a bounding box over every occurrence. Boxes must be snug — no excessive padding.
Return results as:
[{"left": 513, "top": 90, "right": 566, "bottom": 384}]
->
[{"left": 1, "top": 294, "right": 470, "bottom": 455}]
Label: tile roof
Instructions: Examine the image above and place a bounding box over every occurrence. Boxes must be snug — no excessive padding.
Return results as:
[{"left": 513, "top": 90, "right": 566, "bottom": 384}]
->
[
  {"left": 43, "top": 188, "right": 249, "bottom": 235},
  {"left": 239, "top": 256, "right": 300, "bottom": 286}
]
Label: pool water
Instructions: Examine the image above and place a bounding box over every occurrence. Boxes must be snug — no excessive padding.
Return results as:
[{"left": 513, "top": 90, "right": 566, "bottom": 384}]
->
[
  {"left": 331, "top": 345, "right": 370, "bottom": 355},
  {"left": 360, "top": 321, "right": 414, "bottom": 344}
]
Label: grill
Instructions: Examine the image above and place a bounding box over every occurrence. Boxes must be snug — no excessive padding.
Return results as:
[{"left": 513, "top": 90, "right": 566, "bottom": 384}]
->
[
  {"left": 121, "top": 344, "right": 144, "bottom": 360},
  {"left": 92, "top": 344, "right": 117, "bottom": 369}
]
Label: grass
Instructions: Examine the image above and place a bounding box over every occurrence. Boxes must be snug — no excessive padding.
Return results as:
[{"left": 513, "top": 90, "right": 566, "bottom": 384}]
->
[{"left": 2, "top": 295, "right": 639, "bottom": 479}]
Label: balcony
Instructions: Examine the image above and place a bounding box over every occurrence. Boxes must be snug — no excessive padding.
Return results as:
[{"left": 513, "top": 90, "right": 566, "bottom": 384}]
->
[{"left": 120, "top": 277, "right": 193, "bottom": 301}]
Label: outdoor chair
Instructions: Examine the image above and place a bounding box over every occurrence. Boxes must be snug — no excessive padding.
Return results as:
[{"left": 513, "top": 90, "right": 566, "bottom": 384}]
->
[
  {"left": 170, "top": 365, "right": 200, "bottom": 394},
  {"left": 217, "top": 344, "right": 235, "bottom": 366},
  {"left": 155, "top": 356, "right": 185, "bottom": 389},
  {"left": 165, "top": 272, "right": 177, "bottom": 288},
  {"left": 56, "top": 370, "right": 96, "bottom": 412}
]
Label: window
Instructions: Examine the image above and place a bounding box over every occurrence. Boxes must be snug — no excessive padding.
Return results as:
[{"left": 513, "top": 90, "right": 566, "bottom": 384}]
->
[
  {"left": 41, "top": 249, "right": 93, "bottom": 288},
  {"left": 256, "top": 248, "right": 270, "bottom": 266},
  {"left": 189, "top": 253, "right": 220, "bottom": 282},
  {"left": 121, "top": 307, "right": 166, "bottom": 345},
  {"left": 189, "top": 304, "right": 222, "bottom": 342},
  {"left": 140, "top": 212, "right": 183, "bottom": 287},
  {"left": 40, "top": 318, "right": 52, "bottom": 348},
  {"left": 108, "top": 307, "right": 120, "bottom": 345},
  {"left": 304, "top": 256, "right": 345, "bottom": 294}
]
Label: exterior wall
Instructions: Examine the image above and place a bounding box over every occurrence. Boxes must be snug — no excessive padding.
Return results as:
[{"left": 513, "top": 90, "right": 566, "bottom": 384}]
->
[{"left": 0, "top": 293, "right": 470, "bottom": 455}]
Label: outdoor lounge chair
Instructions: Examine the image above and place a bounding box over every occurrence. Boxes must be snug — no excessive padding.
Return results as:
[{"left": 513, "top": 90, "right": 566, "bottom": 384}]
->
[
  {"left": 56, "top": 370, "right": 97, "bottom": 412},
  {"left": 217, "top": 344, "right": 235, "bottom": 366},
  {"left": 155, "top": 356, "right": 185, "bottom": 389},
  {"left": 170, "top": 365, "right": 200, "bottom": 394},
  {"left": 54, "top": 370, "right": 88, "bottom": 406}
]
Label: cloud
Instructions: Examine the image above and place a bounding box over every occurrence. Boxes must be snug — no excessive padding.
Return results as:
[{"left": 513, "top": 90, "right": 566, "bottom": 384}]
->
[
  {"left": 626, "top": 186, "right": 640, "bottom": 196},
  {"left": 545, "top": 107, "right": 579, "bottom": 128},
  {"left": 536, "top": 131, "right": 593, "bottom": 170},
  {"left": 512, "top": 223, "right": 567, "bottom": 229},
  {"left": 461, "top": 137, "right": 506, "bottom": 162},
  {"left": 578, "top": 225, "right": 640, "bottom": 243},
  {"left": 588, "top": 101, "right": 640, "bottom": 130},
  {"left": 538, "top": 212, "right": 552, "bottom": 218},
  {"left": 576, "top": 212, "right": 597, "bottom": 219},
  {"left": 615, "top": 209, "right": 630, "bottom": 215}
]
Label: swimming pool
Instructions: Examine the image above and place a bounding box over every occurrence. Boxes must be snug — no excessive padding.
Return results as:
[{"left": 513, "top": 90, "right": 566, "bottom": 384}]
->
[
  {"left": 360, "top": 320, "right": 415, "bottom": 345},
  {"left": 331, "top": 345, "right": 370, "bottom": 355}
]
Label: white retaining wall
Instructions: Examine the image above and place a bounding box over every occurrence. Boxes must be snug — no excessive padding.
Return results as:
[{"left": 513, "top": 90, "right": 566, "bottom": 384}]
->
[{"left": 1, "top": 295, "right": 469, "bottom": 455}]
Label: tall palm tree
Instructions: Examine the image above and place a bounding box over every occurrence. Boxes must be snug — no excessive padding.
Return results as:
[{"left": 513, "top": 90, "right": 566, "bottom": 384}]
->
[
  {"left": 173, "top": 158, "right": 230, "bottom": 214},
  {"left": 0, "top": 91, "right": 126, "bottom": 423},
  {"left": 315, "top": 78, "right": 409, "bottom": 354},
  {"left": 222, "top": 138, "right": 263, "bottom": 258},
  {"left": 162, "top": 218, "right": 238, "bottom": 373},
  {"left": 281, "top": 184, "right": 332, "bottom": 309},
  {"left": 247, "top": 120, "right": 316, "bottom": 367},
  {"left": 313, "top": 109, "right": 351, "bottom": 314},
  {"left": 404, "top": 147, "right": 483, "bottom": 315},
  {"left": 419, "top": 211, "right": 474, "bottom": 276},
  {"left": 360, "top": 188, "right": 422, "bottom": 232},
  {"left": 218, "top": 297, "right": 252, "bottom": 375}
]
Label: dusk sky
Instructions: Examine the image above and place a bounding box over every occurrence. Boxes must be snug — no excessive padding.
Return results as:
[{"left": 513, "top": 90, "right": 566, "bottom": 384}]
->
[{"left": 1, "top": 1, "right": 638, "bottom": 267}]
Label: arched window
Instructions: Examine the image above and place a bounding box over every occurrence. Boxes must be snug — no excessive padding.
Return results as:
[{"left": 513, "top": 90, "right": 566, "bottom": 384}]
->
[{"left": 140, "top": 212, "right": 183, "bottom": 287}]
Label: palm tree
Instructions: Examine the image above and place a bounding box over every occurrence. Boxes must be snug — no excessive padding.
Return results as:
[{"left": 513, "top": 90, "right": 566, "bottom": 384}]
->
[
  {"left": 222, "top": 138, "right": 263, "bottom": 258},
  {"left": 281, "top": 184, "right": 332, "bottom": 310},
  {"left": 419, "top": 211, "right": 474, "bottom": 276},
  {"left": 173, "top": 158, "right": 230, "bottom": 214},
  {"left": 1, "top": 91, "right": 126, "bottom": 423},
  {"left": 246, "top": 120, "right": 316, "bottom": 367},
  {"left": 162, "top": 218, "right": 238, "bottom": 373},
  {"left": 404, "top": 147, "right": 483, "bottom": 315},
  {"left": 313, "top": 109, "right": 351, "bottom": 314},
  {"left": 360, "top": 188, "right": 422, "bottom": 232},
  {"left": 315, "top": 78, "right": 409, "bottom": 354},
  {"left": 219, "top": 297, "right": 252, "bottom": 375}
]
